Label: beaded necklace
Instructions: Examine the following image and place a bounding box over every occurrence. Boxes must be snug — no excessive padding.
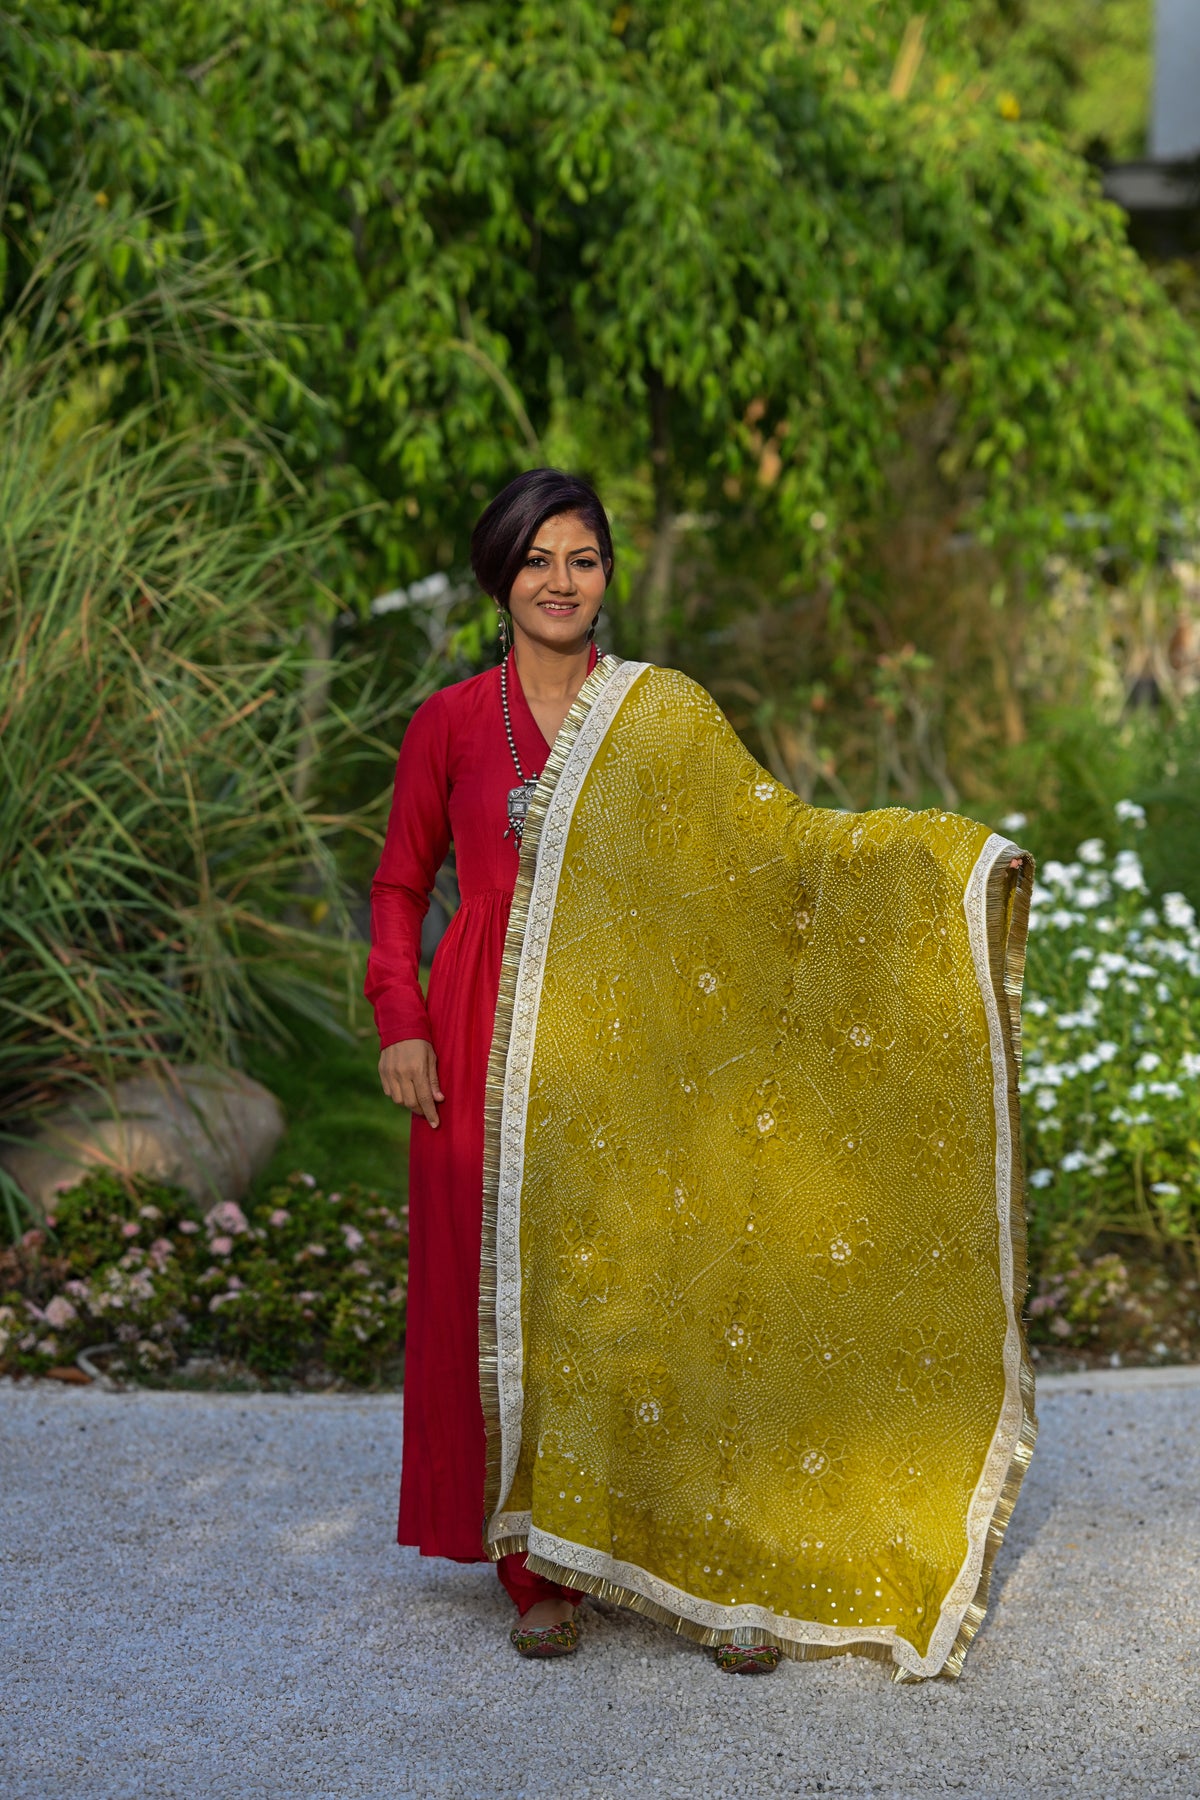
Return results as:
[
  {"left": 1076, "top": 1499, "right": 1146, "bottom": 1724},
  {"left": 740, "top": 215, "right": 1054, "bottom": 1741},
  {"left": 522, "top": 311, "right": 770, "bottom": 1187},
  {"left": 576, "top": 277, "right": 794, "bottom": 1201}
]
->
[{"left": 501, "top": 650, "right": 602, "bottom": 846}]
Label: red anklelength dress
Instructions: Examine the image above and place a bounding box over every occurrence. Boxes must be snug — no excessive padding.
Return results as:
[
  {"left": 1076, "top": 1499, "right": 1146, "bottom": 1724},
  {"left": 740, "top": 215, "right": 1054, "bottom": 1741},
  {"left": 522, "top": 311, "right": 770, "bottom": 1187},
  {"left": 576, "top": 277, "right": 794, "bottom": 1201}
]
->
[{"left": 365, "top": 649, "right": 597, "bottom": 1600}]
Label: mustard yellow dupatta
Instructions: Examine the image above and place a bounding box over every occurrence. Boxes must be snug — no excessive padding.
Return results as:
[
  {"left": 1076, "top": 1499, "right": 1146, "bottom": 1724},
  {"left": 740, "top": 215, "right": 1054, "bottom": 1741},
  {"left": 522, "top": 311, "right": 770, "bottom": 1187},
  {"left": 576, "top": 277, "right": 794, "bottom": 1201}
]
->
[{"left": 481, "top": 658, "right": 1035, "bottom": 1681}]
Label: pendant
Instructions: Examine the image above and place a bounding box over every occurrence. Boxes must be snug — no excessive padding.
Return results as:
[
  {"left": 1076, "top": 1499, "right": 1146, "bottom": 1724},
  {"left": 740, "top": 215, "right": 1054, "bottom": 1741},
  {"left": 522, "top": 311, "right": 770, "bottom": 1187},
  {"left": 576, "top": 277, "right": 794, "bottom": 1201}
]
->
[{"left": 506, "top": 775, "right": 539, "bottom": 841}]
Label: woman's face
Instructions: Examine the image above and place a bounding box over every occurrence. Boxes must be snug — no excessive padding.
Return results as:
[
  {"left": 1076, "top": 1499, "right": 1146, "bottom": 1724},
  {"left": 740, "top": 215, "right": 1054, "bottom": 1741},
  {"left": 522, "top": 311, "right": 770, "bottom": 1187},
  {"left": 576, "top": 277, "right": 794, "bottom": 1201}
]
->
[{"left": 505, "top": 510, "right": 608, "bottom": 652}]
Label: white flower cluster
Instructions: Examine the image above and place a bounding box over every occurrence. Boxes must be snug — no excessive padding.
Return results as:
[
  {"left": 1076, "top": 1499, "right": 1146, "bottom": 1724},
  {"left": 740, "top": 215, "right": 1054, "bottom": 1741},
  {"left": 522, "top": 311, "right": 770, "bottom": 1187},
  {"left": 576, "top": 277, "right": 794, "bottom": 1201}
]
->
[{"left": 1021, "top": 808, "right": 1200, "bottom": 1248}]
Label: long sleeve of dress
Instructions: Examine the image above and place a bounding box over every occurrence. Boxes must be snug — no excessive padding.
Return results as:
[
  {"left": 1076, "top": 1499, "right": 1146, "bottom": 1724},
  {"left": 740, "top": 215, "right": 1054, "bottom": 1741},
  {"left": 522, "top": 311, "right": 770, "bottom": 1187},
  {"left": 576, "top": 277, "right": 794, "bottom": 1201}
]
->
[{"left": 365, "top": 691, "right": 451, "bottom": 1049}]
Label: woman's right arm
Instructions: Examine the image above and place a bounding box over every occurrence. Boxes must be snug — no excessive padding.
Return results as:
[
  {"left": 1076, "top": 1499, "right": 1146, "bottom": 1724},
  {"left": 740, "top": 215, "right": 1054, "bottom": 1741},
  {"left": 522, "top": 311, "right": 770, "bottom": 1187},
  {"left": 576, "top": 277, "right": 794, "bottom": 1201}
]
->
[{"left": 365, "top": 692, "right": 451, "bottom": 1127}]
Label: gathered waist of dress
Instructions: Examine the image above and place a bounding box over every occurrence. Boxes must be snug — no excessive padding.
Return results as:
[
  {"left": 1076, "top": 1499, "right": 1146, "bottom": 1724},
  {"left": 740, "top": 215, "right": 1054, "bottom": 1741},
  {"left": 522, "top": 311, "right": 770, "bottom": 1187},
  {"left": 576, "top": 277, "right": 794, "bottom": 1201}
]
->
[
  {"left": 429, "top": 888, "right": 513, "bottom": 975},
  {"left": 435, "top": 888, "right": 514, "bottom": 940},
  {"left": 452, "top": 886, "right": 516, "bottom": 909}
]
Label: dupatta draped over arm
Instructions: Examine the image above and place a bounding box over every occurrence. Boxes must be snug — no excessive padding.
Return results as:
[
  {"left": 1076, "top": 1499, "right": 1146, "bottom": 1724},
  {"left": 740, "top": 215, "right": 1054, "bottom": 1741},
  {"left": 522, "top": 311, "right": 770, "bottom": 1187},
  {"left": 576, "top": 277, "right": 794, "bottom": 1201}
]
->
[{"left": 480, "top": 658, "right": 1035, "bottom": 1682}]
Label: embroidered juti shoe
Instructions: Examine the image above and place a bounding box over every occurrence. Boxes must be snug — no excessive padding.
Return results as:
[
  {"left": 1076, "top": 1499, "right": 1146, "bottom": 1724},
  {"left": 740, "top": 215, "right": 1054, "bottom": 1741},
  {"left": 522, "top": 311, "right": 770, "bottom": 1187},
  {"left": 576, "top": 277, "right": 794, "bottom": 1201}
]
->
[
  {"left": 509, "top": 1616, "right": 581, "bottom": 1659},
  {"left": 714, "top": 1643, "right": 781, "bottom": 1675}
]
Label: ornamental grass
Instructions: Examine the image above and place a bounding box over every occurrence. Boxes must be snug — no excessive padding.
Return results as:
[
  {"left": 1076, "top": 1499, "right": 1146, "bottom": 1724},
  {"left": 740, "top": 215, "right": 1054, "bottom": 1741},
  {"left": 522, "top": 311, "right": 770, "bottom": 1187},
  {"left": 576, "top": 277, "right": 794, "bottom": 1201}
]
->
[{"left": 0, "top": 196, "right": 376, "bottom": 1236}]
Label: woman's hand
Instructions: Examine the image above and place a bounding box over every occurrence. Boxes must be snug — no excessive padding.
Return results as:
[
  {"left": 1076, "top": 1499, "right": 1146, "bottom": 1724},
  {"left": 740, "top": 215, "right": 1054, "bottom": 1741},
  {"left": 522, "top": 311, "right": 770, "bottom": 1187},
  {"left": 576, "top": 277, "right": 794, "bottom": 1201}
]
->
[{"left": 379, "top": 1039, "right": 444, "bottom": 1128}]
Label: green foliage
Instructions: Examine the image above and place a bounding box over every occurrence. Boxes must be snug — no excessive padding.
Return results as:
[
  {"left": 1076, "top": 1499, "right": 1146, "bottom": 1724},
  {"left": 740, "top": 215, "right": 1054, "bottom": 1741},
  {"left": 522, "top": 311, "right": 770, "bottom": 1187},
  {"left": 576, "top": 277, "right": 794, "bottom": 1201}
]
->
[
  {"left": 1026, "top": 1249, "right": 1131, "bottom": 1349},
  {"left": 2, "top": 0, "right": 1195, "bottom": 846},
  {"left": 0, "top": 195, "right": 378, "bottom": 1136},
  {"left": 4, "top": 3, "right": 1198, "bottom": 1334},
  {"left": 959, "top": 0, "right": 1152, "bottom": 162},
  {"left": 993, "top": 692, "right": 1200, "bottom": 909},
  {"left": 802, "top": 2, "right": 1152, "bottom": 163},
  {"left": 1022, "top": 813, "right": 1200, "bottom": 1266},
  {"left": 0, "top": 1169, "right": 408, "bottom": 1384},
  {"left": 1136, "top": 702, "right": 1200, "bottom": 910},
  {"left": 244, "top": 995, "right": 411, "bottom": 1201},
  {"left": 2, "top": 0, "right": 1194, "bottom": 630}
]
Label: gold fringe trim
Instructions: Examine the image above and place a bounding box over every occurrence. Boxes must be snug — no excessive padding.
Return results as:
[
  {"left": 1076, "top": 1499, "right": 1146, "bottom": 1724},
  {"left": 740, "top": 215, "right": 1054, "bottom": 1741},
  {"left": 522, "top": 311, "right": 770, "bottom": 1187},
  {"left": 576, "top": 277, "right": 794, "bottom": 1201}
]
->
[
  {"left": 938, "top": 844, "right": 1037, "bottom": 1681},
  {"left": 478, "top": 655, "right": 624, "bottom": 1528},
  {"left": 522, "top": 1550, "right": 901, "bottom": 1669}
]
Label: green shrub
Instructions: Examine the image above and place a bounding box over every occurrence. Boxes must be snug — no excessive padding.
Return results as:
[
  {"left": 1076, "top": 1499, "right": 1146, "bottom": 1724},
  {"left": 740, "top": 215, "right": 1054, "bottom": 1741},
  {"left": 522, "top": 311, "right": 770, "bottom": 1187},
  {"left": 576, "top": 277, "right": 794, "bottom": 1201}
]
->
[
  {"left": 1025, "top": 1250, "right": 1131, "bottom": 1349},
  {"left": 1021, "top": 804, "right": 1200, "bottom": 1269},
  {"left": 997, "top": 695, "right": 1200, "bottom": 915},
  {"left": 0, "top": 1170, "right": 407, "bottom": 1385}
]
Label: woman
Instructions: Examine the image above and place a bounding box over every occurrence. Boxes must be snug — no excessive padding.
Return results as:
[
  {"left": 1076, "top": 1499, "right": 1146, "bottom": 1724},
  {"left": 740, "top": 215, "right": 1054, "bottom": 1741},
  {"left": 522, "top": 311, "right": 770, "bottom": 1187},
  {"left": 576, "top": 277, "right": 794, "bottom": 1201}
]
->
[
  {"left": 367, "top": 468, "right": 1035, "bottom": 1680},
  {"left": 367, "top": 470, "right": 607, "bottom": 1656}
]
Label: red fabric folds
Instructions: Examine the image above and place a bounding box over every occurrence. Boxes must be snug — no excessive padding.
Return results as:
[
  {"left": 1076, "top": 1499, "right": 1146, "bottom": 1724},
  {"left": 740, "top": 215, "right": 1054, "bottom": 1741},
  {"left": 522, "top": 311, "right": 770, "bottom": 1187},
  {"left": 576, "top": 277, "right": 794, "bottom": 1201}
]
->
[
  {"left": 496, "top": 1554, "right": 583, "bottom": 1618},
  {"left": 367, "top": 647, "right": 598, "bottom": 1561}
]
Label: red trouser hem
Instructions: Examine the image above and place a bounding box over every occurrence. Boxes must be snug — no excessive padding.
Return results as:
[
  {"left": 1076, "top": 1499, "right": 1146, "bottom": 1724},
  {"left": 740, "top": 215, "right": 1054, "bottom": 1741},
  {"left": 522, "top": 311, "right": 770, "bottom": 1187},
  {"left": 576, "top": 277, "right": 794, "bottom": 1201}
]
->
[{"left": 496, "top": 1551, "right": 584, "bottom": 1617}]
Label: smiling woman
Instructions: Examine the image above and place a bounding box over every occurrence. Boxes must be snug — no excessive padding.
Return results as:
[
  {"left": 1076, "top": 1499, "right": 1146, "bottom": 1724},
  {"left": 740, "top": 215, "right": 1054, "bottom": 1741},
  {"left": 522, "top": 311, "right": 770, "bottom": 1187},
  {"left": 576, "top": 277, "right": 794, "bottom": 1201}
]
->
[
  {"left": 366, "top": 470, "right": 612, "bottom": 1649},
  {"left": 365, "top": 468, "right": 1037, "bottom": 1681},
  {"left": 471, "top": 472, "right": 614, "bottom": 822}
]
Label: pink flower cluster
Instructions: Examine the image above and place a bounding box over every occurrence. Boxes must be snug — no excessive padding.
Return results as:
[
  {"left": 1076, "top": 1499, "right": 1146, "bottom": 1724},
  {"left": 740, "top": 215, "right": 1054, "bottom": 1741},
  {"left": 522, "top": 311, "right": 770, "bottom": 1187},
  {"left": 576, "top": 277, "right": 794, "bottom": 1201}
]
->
[{"left": 206, "top": 1200, "right": 250, "bottom": 1237}]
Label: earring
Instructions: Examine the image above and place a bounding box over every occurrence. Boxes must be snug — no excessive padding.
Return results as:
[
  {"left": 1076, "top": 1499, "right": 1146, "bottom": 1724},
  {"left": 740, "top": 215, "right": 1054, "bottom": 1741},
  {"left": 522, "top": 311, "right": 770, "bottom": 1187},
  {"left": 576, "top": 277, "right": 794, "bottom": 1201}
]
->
[
  {"left": 497, "top": 607, "right": 511, "bottom": 657},
  {"left": 587, "top": 604, "right": 602, "bottom": 643}
]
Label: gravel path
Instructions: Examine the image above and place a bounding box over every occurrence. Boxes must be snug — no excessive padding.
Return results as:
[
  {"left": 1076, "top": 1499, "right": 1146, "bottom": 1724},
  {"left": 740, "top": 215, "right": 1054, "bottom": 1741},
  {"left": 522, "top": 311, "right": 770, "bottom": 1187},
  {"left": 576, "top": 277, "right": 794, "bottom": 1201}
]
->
[{"left": 2, "top": 1370, "right": 1198, "bottom": 1800}]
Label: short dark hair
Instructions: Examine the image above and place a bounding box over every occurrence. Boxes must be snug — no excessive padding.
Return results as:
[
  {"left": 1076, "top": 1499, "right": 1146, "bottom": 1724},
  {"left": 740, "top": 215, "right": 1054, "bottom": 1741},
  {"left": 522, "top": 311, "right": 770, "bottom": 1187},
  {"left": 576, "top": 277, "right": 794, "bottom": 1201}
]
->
[{"left": 470, "top": 468, "right": 614, "bottom": 609}]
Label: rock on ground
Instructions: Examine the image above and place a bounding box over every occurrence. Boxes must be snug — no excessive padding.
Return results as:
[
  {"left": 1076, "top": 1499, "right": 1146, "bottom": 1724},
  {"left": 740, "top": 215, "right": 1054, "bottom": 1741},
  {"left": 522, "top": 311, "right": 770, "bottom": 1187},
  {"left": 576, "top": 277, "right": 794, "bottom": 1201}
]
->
[
  {"left": 1, "top": 1372, "right": 1198, "bottom": 1800},
  {"left": 0, "top": 1064, "right": 285, "bottom": 1212}
]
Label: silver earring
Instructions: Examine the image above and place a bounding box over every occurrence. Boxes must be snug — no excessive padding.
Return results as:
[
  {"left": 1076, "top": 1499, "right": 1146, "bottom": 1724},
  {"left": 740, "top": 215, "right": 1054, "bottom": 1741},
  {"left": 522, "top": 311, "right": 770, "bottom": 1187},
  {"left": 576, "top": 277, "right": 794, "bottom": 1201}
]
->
[{"left": 497, "top": 608, "right": 511, "bottom": 657}]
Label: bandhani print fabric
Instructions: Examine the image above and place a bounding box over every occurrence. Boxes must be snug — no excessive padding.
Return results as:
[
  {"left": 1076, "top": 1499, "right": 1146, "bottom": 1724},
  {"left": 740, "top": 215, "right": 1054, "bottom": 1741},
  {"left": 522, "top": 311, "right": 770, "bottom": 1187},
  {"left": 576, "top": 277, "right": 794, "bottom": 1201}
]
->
[{"left": 480, "top": 658, "right": 1036, "bottom": 1681}]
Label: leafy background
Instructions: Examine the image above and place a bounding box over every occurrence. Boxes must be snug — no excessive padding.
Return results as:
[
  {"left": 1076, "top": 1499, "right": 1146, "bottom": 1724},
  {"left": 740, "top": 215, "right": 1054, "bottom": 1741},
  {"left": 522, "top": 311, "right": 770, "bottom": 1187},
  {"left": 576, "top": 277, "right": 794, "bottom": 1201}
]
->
[{"left": 2, "top": 0, "right": 1199, "bottom": 1376}]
